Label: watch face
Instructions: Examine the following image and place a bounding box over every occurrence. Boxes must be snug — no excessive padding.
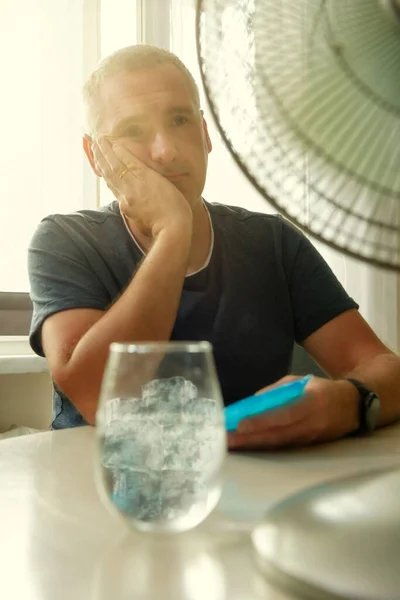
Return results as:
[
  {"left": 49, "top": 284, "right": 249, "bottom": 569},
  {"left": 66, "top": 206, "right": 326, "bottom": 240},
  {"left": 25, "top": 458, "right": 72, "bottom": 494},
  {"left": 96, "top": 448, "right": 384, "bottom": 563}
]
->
[{"left": 366, "top": 393, "right": 381, "bottom": 432}]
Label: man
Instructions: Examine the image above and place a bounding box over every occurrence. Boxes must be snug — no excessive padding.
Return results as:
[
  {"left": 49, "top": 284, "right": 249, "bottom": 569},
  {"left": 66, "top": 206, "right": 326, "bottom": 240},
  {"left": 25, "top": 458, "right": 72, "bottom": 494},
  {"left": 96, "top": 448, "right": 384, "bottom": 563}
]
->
[{"left": 28, "top": 44, "right": 400, "bottom": 447}]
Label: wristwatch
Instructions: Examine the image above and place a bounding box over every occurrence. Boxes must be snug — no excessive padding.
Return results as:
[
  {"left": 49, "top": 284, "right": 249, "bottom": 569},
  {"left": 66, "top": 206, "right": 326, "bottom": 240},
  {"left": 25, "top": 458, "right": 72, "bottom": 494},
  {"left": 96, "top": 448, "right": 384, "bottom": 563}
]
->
[{"left": 345, "top": 378, "right": 381, "bottom": 435}]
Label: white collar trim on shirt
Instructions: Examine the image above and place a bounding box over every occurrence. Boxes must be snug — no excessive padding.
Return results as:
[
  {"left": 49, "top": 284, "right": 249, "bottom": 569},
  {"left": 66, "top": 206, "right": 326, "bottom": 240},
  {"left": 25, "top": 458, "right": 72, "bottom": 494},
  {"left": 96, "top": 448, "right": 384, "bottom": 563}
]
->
[{"left": 121, "top": 200, "right": 214, "bottom": 277}]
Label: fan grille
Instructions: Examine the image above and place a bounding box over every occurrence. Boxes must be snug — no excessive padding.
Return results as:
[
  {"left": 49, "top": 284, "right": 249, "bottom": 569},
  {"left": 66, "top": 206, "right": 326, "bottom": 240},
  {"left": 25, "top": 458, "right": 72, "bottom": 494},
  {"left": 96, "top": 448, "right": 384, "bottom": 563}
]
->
[{"left": 196, "top": 0, "right": 400, "bottom": 270}]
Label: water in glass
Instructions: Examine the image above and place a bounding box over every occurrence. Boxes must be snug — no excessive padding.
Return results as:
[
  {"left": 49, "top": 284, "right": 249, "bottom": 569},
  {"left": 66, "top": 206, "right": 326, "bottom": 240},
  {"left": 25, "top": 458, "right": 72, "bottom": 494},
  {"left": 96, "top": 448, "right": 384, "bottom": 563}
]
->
[{"left": 95, "top": 342, "right": 226, "bottom": 532}]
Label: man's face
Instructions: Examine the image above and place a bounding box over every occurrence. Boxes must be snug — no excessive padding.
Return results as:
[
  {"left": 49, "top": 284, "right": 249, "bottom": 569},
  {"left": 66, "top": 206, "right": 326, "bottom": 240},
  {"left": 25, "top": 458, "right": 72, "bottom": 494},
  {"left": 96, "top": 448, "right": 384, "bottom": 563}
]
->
[{"left": 96, "top": 64, "right": 212, "bottom": 207}]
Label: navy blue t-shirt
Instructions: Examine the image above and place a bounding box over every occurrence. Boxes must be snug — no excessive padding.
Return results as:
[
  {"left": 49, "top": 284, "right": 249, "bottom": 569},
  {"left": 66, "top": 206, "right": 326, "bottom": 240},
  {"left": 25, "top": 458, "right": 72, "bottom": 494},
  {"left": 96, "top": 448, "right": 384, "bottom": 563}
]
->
[{"left": 28, "top": 201, "right": 358, "bottom": 429}]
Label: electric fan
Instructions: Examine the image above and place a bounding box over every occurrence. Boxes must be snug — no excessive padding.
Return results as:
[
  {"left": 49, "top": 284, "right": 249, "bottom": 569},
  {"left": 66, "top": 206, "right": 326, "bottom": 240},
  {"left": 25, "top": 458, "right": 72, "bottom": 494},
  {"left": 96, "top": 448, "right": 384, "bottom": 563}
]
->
[
  {"left": 196, "top": 0, "right": 400, "bottom": 271},
  {"left": 196, "top": 1, "right": 400, "bottom": 597}
]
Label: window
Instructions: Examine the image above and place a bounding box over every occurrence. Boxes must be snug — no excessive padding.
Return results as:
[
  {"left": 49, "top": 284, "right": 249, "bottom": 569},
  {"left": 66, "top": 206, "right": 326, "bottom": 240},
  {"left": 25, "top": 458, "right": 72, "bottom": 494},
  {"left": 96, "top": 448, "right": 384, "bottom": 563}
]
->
[{"left": 0, "top": 0, "right": 140, "bottom": 293}]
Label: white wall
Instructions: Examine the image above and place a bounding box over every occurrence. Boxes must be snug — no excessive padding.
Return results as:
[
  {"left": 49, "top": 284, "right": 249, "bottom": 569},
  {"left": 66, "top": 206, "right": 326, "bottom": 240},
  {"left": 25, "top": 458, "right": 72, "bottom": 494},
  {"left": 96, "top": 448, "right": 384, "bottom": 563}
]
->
[{"left": 0, "top": 372, "right": 52, "bottom": 432}]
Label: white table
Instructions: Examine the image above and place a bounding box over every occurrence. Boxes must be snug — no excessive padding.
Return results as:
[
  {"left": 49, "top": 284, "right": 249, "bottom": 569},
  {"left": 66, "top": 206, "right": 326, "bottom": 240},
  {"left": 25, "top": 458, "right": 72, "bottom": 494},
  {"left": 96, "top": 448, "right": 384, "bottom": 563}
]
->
[{"left": 1, "top": 425, "right": 400, "bottom": 600}]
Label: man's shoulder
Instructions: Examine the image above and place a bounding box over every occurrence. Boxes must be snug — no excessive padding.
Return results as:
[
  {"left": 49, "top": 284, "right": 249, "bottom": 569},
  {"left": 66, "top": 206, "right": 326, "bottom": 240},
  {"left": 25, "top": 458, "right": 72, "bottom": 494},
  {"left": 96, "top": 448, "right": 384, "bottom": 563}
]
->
[
  {"left": 207, "top": 200, "right": 278, "bottom": 223},
  {"left": 40, "top": 201, "right": 121, "bottom": 229},
  {"left": 206, "top": 201, "right": 301, "bottom": 241},
  {"left": 30, "top": 202, "right": 123, "bottom": 248}
]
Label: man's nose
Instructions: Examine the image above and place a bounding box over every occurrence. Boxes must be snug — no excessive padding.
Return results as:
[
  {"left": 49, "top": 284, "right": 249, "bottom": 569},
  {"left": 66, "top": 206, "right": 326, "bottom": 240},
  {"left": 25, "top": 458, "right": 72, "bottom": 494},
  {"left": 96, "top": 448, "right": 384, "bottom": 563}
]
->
[{"left": 150, "top": 132, "right": 177, "bottom": 164}]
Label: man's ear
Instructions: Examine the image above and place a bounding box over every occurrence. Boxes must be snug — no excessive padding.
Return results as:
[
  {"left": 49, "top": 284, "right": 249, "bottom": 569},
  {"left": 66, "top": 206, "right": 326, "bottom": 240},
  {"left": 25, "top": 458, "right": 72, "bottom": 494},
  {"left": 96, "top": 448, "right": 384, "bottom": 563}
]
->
[
  {"left": 201, "top": 112, "right": 212, "bottom": 153},
  {"left": 83, "top": 134, "right": 102, "bottom": 176}
]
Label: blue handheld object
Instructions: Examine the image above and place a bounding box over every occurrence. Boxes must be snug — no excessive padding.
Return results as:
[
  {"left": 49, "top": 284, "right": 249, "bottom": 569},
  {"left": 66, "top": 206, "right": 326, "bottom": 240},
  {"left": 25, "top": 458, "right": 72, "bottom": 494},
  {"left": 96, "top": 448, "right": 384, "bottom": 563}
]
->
[{"left": 224, "top": 375, "right": 312, "bottom": 432}]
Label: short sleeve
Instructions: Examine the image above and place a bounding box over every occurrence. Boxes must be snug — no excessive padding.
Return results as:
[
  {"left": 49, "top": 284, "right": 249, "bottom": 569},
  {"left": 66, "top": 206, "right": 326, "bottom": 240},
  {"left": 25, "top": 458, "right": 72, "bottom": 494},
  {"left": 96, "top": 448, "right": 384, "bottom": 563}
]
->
[
  {"left": 280, "top": 219, "right": 359, "bottom": 344},
  {"left": 28, "top": 217, "right": 110, "bottom": 356}
]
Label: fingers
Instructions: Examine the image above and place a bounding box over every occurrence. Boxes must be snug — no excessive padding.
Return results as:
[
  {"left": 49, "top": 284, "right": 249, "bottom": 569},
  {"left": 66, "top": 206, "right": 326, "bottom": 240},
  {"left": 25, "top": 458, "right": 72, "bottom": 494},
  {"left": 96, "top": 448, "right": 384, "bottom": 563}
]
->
[
  {"left": 92, "top": 137, "right": 140, "bottom": 181},
  {"left": 237, "top": 374, "right": 311, "bottom": 434},
  {"left": 227, "top": 378, "right": 331, "bottom": 450},
  {"left": 112, "top": 142, "right": 143, "bottom": 174},
  {"left": 227, "top": 416, "right": 315, "bottom": 450},
  {"left": 254, "top": 375, "right": 301, "bottom": 396},
  {"left": 237, "top": 395, "right": 310, "bottom": 434},
  {"left": 92, "top": 138, "right": 122, "bottom": 181}
]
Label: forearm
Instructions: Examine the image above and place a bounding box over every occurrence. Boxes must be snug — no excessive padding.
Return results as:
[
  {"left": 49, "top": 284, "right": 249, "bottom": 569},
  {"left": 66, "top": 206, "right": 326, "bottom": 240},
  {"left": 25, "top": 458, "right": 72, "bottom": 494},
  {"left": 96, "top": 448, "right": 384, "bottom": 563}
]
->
[
  {"left": 344, "top": 351, "right": 400, "bottom": 428},
  {"left": 57, "top": 226, "right": 191, "bottom": 422}
]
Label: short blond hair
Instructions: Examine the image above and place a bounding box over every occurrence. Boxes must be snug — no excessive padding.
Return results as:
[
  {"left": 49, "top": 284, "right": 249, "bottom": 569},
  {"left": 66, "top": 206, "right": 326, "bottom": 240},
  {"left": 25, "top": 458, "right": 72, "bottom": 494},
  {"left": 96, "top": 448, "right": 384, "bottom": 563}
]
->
[{"left": 83, "top": 44, "right": 201, "bottom": 135}]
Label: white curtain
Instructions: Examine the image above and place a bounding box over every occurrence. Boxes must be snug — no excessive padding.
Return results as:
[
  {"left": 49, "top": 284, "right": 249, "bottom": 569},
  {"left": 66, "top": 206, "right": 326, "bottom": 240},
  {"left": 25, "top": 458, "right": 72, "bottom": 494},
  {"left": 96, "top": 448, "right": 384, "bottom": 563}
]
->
[
  {"left": 315, "top": 242, "right": 399, "bottom": 351},
  {"left": 168, "top": 0, "right": 399, "bottom": 351}
]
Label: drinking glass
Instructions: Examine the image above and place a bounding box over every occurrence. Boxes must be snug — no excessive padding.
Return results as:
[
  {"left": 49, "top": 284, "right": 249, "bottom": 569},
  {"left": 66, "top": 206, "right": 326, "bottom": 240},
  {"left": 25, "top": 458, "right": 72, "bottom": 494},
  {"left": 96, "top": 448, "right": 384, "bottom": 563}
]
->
[{"left": 95, "top": 341, "right": 226, "bottom": 533}]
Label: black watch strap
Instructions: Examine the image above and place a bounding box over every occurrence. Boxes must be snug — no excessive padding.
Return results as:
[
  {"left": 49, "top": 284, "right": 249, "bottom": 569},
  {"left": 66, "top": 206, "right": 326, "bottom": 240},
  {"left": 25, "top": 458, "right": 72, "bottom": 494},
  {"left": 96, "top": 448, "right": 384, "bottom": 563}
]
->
[{"left": 345, "top": 378, "right": 381, "bottom": 435}]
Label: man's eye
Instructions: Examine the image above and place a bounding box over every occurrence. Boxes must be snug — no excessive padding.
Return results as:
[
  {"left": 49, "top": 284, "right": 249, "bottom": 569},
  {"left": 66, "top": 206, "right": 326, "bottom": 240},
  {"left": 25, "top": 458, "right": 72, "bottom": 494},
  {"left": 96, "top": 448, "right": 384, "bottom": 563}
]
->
[
  {"left": 124, "top": 127, "right": 142, "bottom": 137},
  {"left": 173, "top": 115, "right": 189, "bottom": 126}
]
